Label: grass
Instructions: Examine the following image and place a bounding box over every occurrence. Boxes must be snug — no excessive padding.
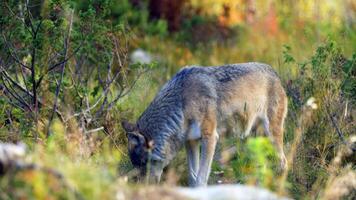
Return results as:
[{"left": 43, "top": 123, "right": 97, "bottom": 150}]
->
[
  {"left": 121, "top": 23, "right": 356, "bottom": 199},
  {"left": 1, "top": 3, "right": 355, "bottom": 199}
]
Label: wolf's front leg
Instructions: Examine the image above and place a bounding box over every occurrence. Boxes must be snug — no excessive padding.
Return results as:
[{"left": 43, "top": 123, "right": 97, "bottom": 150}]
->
[
  {"left": 186, "top": 139, "right": 200, "bottom": 186},
  {"left": 195, "top": 130, "right": 218, "bottom": 186}
]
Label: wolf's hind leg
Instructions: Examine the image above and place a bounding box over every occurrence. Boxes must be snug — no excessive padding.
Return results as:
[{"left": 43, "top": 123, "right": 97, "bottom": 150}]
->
[
  {"left": 262, "top": 115, "right": 287, "bottom": 170},
  {"left": 186, "top": 139, "right": 200, "bottom": 186},
  {"left": 267, "top": 90, "right": 288, "bottom": 171},
  {"left": 269, "top": 117, "right": 287, "bottom": 171}
]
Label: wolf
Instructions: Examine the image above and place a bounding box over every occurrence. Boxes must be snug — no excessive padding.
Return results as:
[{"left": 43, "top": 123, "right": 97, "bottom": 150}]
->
[{"left": 122, "top": 62, "right": 288, "bottom": 187}]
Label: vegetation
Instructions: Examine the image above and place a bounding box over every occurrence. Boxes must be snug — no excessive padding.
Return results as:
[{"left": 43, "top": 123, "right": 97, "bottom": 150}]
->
[{"left": 0, "top": 0, "right": 355, "bottom": 199}]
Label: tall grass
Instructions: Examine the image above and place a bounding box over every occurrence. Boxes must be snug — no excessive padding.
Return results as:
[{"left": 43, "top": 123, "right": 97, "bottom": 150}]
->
[{"left": 0, "top": 1, "right": 355, "bottom": 199}]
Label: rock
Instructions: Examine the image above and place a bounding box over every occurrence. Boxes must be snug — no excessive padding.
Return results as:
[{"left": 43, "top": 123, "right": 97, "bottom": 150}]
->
[
  {"left": 176, "top": 184, "right": 289, "bottom": 200},
  {"left": 130, "top": 49, "right": 153, "bottom": 64},
  {"left": 117, "top": 184, "right": 290, "bottom": 200},
  {"left": 0, "top": 142, "right": 26, "bottom": 175}
]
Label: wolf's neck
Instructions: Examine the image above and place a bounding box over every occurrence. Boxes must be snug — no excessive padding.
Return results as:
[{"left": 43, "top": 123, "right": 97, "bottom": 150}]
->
[
  {"left": 136, "top": 69, "right": 188, "bottom": 160},
  {"left": 137, "top": 101, "right": 185, "bottom": 160}
]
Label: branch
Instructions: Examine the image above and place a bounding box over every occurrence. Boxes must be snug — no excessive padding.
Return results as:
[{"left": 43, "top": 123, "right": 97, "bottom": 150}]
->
[
  {"left": 1, "top": 33, "right": 31, "bottom": 70},
  {"left": 0, "top": 65, "right": 64, "bottom": 122},
  {"left": 106, "top": 68, "right": 148, "bottom": 111},
  {"left": 325, "top": 104, "right": 356, "bottom": 152},
  {"left": 4, "top": 2, "right": 32, "bottom": 35},
  {"left": 29, "top": 38, "right": 38, "bottom": 115},
  {"left": 1, "top": 77, "right": 32, "bottom": 111},
  {"left": 95, "top": 60, "right": 123, "bottom": 118},
  {"left": 36, "top": 44, "right": 82, "bottom": 89},
  {"left": 0, "top": 67, "right": 33, "bottom": 111},
  {"left": 0, "top": 65, "right": 33, "bottom": 98},
  {"left": 47, "top": 9, "right": 74, "bottom": 137},
  {"left": 0, "top": 85, "right": 26, "bottom": 112},
  {"left": 25, "top": 0, "right": 35, "bottom": 35},
  {"left": 46, "top": 45, "right": 82, "bottom": 73},
  {"left": 84, "top": 126, "right": 104, "bottom": 134}
]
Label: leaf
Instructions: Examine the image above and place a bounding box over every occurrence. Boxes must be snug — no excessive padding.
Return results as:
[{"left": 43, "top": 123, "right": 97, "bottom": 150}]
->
[{"left": 91, "top": 85, "right": 100, "bottom": 97}]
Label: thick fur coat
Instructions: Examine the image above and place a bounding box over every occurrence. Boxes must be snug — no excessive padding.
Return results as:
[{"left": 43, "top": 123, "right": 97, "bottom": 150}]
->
[{"left": 122, "top": 62, "right": 288, "bottom": 186}]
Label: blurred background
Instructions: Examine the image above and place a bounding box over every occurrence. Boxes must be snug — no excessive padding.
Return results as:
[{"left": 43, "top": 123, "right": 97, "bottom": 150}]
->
[{"left": 0, "top": 0, "right": 355, "bottom": 199}]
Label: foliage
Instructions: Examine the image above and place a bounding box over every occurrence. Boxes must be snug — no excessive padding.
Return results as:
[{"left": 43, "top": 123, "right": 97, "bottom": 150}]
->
[
  {"left": 0, "top": 0, "right": 149, "bottom": 141},
  {"left": 0, "top": 120, "right": 123, "bottom": 200},
  {"left": 0, "top": 0, "right": 355, "bottom": 199},
  {"left": 282, "top": 40, "right": 355, "bottom": 199},
  {"left": 232, "top": 137, "right": 278, "bottom": 189}
]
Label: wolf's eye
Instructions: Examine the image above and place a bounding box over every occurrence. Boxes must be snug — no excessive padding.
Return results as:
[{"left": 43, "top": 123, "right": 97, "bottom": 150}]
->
[{"left": 128, "top": 141, "right": 137, "bottom": 151}]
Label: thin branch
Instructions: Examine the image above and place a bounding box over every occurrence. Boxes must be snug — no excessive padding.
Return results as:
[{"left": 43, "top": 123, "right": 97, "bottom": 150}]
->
[
  {"left": 36, "top": 44, "right": 82, "bottom": 89},
  {"left": 0, "top": 65, "right": 33, "bottom": 98},
  {"left": 47, "top": 9, "right": 74, "bottom": 137},
  {"left": 45, "top": 26, "right": 87, "bottom": 75},
  {"left": 84, "top": 127, "right": 104, "bottom": 134},
  {"left": 46, "top": 45, "right": 81, "bottom": 72},
  {"left": 1, "top": 85, "right": 29, "bottom": 112},
  {"left": 0, "top": 65, "right": 64, "bottom": 122},
  {"left": 325, "top": 103, "right": 356, "bottom": 152},
  {"left": 33, "top": 18, "right": 43, "bottom": 36},
  {"left": 19, "top": 61, "right": 30, "bottom": 95},
  {"left": 95, "top": 60, "right": 123, "bottom": 117},
  {"left": 4, "top": 2, "right": 32, "bottom": 35},
  {"left": 65, "top": 66, "right": 135, "bottom": 122},
  {"left": 26, "top": 3, "right": 43, "bottom": 117},
  {"left": 25, "top": 0, "right": 35, "bottom": 35},
  {"left": 67, "top": 93, "right": 106, "bottom": 120},
  {"left": 0, "top": 84, "right": 26, "bottom": 112},
  {"left": 0, "top": 73, "right": 32, "bottom": 111},
  {"left": 67, "top": 65, "right": 123, "bottom": 121},
  {"left": 106, "top": 68, "right": 148, "bottom": 111},
  {"left": 1, "top": 33, "right": 31, "bottom": 70}
]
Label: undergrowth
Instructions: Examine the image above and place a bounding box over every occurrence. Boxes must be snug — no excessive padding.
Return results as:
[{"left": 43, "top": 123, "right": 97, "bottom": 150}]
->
[{"left": 0, "top": 1, "right": 355, "bottom": 199}]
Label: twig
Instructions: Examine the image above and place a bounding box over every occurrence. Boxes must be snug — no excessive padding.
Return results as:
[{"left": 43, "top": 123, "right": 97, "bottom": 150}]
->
[
  {"left": 84, "top": 127, "right": 104, "bottom": 134},
  {"left": 0, "top": 91, "right": 26, "bottom": 112},
  {"left": 0, "top": 75, "right": 32, "bottom": 111},
  {"left": 1, "top": 33, "right": 31, "bottom": 70},
  {"left": 106, "top": 68, "right": 149, "bottom": 111},
  {"left": 65, "top": 62, "right": 130, "bottom": 122},
  {"left": 0, "top": 64, "right": 64, "bottom": 122},
  {"left": 46, "top": 45, "right": 82, "bottom": 73},
  {"left": 4, "top": 2, "right": 32, "bottom": 35},
  {"left": 95, "top": 60, "right": 125, "bottom": 118},
  {"left": 325, "top": 103, "right": 356, "bottom": 152},
  {"left": 35, "top": 43, "right": 82, "bottom": 90},
  {"left": 47, "top": 9, "right": 74, "bottom": 137},
  {"left": 25, "top": 0, "right": 35, "bottom": 35}
]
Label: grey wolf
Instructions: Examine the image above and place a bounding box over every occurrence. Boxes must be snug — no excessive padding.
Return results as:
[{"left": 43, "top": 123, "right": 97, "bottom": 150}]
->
[{"left": 122, "top": 62, "right": 288, "bottom": 186}]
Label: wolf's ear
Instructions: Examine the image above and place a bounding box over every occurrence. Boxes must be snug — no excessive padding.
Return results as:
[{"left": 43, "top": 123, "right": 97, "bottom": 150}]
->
[
  {"left": 127, "top": 132, "right": 146, "bottom": 150},
  {"left": 121, "top": 120, "right": 137, "bottom": 133}
]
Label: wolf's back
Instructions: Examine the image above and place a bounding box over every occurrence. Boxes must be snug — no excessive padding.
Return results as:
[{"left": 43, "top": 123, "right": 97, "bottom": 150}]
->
[
  {"left": 136, "top": 62, "right": 282, "bottom": 160},
  {"left": 138, "top": 62, "right": 280, "bottom": 134},
  {"left": 182, "top": 62, "right": 277, "bottom": 80}
]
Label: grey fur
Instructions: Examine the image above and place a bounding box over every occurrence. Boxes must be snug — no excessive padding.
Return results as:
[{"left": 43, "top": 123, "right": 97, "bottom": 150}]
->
[{"left": 123, "top": 62, "right": 288, "bottom": 186}]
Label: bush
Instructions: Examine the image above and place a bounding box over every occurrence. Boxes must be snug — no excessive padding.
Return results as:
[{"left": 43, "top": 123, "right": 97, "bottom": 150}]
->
[{"left": 0, "top": 0, "right": 149, "bottom": 141}]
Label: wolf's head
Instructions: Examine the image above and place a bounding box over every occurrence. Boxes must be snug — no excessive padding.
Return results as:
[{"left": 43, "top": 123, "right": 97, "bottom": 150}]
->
[{"left": 121, "top": 120, "right": 164, "bottom": 183}]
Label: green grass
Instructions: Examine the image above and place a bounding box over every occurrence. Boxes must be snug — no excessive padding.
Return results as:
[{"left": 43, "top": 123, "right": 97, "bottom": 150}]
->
[{"left": 1, "top": 1, "right": 355, "bottom": 199}]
